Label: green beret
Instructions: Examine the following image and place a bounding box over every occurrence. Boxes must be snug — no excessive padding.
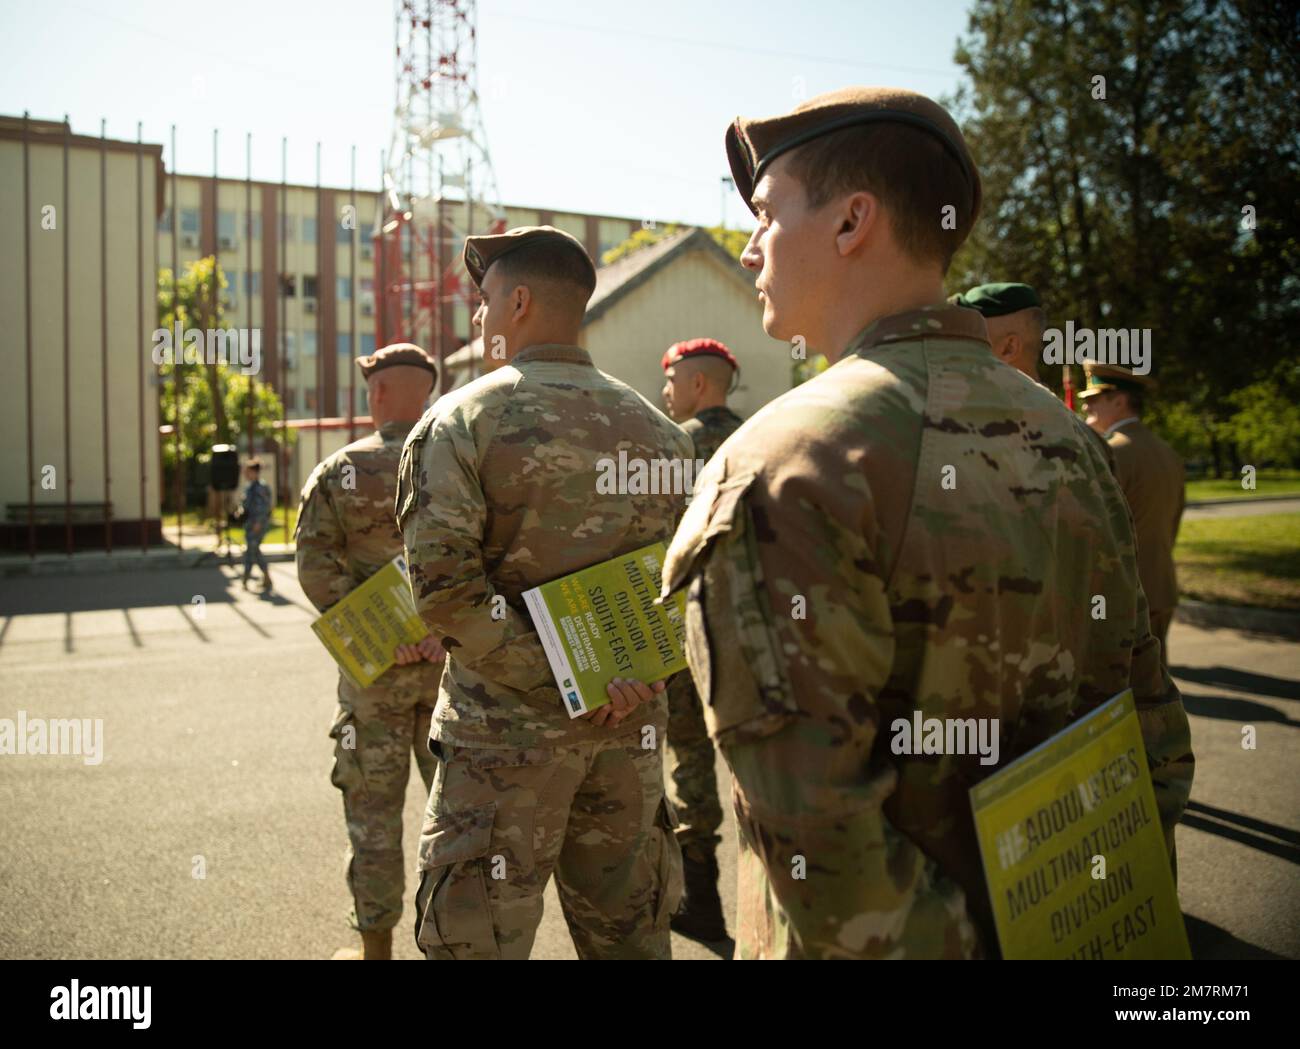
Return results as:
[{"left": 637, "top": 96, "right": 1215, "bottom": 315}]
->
[
  {"left": 463, "top": 225, "right": 595, "bottom": 290},
  {"left": 725, "top": 86, "right": 981, "bottom": 220},
  {"left": 953, "top": 282, "right": 1041, "bottom": 318}
]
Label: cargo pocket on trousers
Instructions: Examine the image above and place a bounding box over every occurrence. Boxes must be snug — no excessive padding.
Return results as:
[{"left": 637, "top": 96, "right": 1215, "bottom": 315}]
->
[
  {"left": 653, "top": 797, "right": 685, "bottom": 928},
  {"left": 328, "top": 708, "right": 366, "bottom": 800},
  {"left": 413, "top": 803, "right": 499, "bottom": 960}
]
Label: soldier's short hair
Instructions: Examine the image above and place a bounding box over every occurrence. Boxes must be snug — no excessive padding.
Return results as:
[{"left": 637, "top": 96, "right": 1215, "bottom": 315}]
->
[
  {"left": 492, "top": 237, "right": 597, "bottom": 307},
  {"left": 785, "top": 122, "right": 977, "bottom": 273}
]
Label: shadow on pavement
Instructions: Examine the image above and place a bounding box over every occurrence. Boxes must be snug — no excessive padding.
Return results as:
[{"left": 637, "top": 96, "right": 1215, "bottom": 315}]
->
[
  {"left": 1171, "top": 664, "right": 1300, "bottom": 701},
  {"left": 1184, "top": 914, "right": 1285, "bottom": 960},
  {"left": 0, "top": 566, "right": 240, "bottom": 616},
  {"left": 1179, "top": 690, "right": 1300, "bottom": 729},
  {"left": 1181, "top": 800, "right": 1300, "bottom": 865}
]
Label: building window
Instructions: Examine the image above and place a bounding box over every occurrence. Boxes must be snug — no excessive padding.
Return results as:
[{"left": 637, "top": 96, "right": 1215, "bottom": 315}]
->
[
  {"left": 302, "top": 217, "right": 318, "bottom": 243},
  {"left": 337, "top": 351, "right": 354, "bottom": 416},
  {"left": 280, "top": 274, "right": 296, "bottom": 298},
  {"left": 158, "top": 207, "right": 173, "bottom": 233},
  {"left": 360, "top": 333, "right": 376, "bottom": 356},
  {"left": 303, "top": 275, "right": 318, "bottom": 299},
  {"left": 217, "top": 210, "right": 237, "bottom": 249},
  {"left": 337, "top": 277, "right": 352, "bottom": 300},
  {"left": 336, "top": 219, "right": 355, "bottom": 246},
  {"left": 246, "top": 212, "right": 262, "bottom": 240},
  {"left": 245, "top": 271, "right": 261, "bottom": 296},
  {"left": 284, "top": 388, "right": 297, "bottom": 410},
  {"left": 225, "top": 269, "right": 238, "bottom": 305},
  {"left": 282, "top": 330, "right": 297, "bottom": 371},
  {"left": 181, "top": 208, "right": 200, "bottom": 234},
  {"left": 303, "top": 331, "right": 317, "bottom": 357},
  {"left": 281, "top": 214, "right": 296, "bottom": 241}
]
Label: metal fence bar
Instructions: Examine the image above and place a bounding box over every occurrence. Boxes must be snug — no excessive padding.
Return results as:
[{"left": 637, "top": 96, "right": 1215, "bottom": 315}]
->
[
  {"left": 280, "top": 136, "right": 288, "bottom": 539},
  {"left": 23, "top": 113, "right": 35, "bottom": 558},
  {"left": 246, "top": 132, "right": 255, "bottom": 459},
  {"left": 62, "top": 115, "right": 72, "bottom": 555},
  {"left": 375, "top": 150, "right": 386, "bottom": 348},
  {"left": 349, "top": 145, "right": 357, "bottom": 441},
  {"left": 137, "top": 121, "right": 147, "bottom": 553},
  {"left": 171, "top": 125, "right": 182, "bottom": 550},
  {"left": 315, "top": 140, "right": 322, "bottom": 467},
  {"left": 101, "top": 120, "right": 112, "bottom": 554}
]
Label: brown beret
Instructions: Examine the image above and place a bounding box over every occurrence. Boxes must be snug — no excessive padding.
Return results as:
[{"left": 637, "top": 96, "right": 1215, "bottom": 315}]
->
[
  {"left": 725, "top": 86, "right": 981, "bottom": 220},
  {"left": 356, "top": 342, "right": 438, "bottom": 382},
  {"left": 1078, "top": 361, "right": 1157, "bottom": 400},
  {"left": 463, "top": 225, "right": 596, "bottom": 290}
]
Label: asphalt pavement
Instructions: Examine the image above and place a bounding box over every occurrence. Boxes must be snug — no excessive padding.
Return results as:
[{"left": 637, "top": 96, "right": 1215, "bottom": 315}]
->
[
  {"left": 0, "top": 562, "right": 1295, "bottom": 960},
  {"left": 1182, "top": 496, "right": 1300, "bottom": 520}
]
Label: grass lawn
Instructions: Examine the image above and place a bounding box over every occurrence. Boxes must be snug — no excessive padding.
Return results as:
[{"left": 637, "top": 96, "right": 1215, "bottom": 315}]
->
[
  {"left": 1175, "top": 512, "right": 1300, "bottom": 611},
  {"left": 1184, "top": 468, "right": 1300, "bottom": 503}
]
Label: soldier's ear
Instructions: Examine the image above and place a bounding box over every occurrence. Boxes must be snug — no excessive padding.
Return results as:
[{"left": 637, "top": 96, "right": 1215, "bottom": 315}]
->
[
  {"left": 835, "top": 191, "right": 878, "bottom": 258},
  {"left": 511, "top": 283, "right": 532, "bottom": 322}
]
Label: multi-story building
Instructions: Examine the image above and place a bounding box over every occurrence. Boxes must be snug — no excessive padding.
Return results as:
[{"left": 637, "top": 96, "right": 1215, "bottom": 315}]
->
[{"left": 157, "top": 173, "right": 653, "bottom": 421}]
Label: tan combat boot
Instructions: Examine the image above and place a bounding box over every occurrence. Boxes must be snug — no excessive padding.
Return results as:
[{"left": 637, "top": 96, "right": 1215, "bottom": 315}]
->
[{"left": 331, "top": 929, "right": 393, "bottom": 960}]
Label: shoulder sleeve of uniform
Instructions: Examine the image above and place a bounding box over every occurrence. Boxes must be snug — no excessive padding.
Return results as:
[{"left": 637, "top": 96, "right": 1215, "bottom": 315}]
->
[
  {"left": 399, "top": 397, "right": 550, "bottom": 691},
  {"left": 396, "top": 410, "right": 437, "bottom": 536},
  {"left": 294, "top": 456, "right": 352, "bottom": 613},
  {"left": 1106, "top": 432, "right": 1139, "bottom": 493}
]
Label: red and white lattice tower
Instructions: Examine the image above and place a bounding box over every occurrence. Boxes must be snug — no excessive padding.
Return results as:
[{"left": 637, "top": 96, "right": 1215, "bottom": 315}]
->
[{"left": 377, "top": 0, "right": 505, "bottom": 382}]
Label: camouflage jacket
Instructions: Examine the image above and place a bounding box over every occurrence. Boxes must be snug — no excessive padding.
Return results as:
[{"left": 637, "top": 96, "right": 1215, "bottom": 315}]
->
[
  {"left": 662, "top": 304, "right": 1193, "bottom": 960},
  {"left": 295, "top": 420, "right": 443, "bottom": 690},
  {"left": 681, "top": 405, "right": 744, "bottom": 466},
  {"left": 396, "top": 343, "right": 694, "bottom": 749}
]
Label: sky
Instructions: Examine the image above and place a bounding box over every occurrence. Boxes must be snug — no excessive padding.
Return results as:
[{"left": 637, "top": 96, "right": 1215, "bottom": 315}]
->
[{"left": 0, "top": 0, "right": 973, "bottom": 229}]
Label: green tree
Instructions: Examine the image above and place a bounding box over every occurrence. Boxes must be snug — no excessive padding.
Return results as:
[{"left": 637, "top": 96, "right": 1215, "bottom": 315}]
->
[
  {"left": 949, "top": 0, "right": 1300, "bottom": 474},
  {"left": 602, "top": 223, "right": 750, "bottom": 265},
  {"left": 156, "top": 257, "right": 291, "bottom": 503}
]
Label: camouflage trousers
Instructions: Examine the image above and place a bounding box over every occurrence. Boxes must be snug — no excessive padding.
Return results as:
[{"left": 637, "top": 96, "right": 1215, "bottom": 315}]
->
[
  {"left": 413, "top": 732, "right": 684, "bottom": 960},
  {"left": 666, "top": 671, "right": 723, "bottom": 854},
  {"left": 330, "top": 672, "right": 439, "bottom": 932}
]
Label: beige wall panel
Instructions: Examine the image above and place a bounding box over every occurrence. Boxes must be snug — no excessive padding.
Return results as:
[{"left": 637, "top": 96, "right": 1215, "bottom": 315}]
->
[{"left": 581, "top": 249, "right": 787, "bottom": 421}]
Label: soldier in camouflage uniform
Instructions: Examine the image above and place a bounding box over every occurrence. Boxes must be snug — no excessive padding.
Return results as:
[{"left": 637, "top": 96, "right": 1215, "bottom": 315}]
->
[
  {"left": 396, "top": 226, "right": 689, "bottom": 960},
  {"left": 295, "top": 343, "right": 446, "bottom": 960},
  {"left": 659, "top": 338, "right": 745, "bottom": 940},
  {"left": 627, "top": 87, "right": 1193, "bottom": 958}
]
